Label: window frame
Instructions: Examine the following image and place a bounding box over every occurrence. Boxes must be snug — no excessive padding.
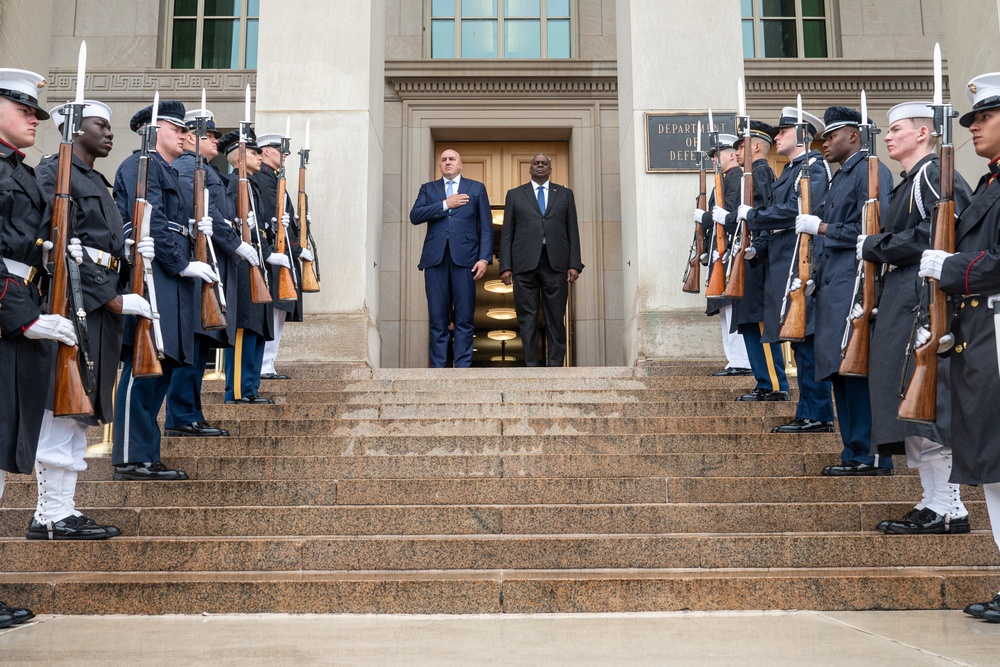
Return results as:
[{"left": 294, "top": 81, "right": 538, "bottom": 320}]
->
[
  {"left": 742, "top": 0, "right": 834, "bottom": 59},
  {"left": 164, "top": 0, "right": 259, "bottom": 70},
  {"left": 426, "top": 0, "right": 577, "bottom": 60}
]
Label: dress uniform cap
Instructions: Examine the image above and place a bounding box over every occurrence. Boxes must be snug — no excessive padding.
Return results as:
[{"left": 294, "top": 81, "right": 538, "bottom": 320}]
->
[
  {"left": 256, "top": 133, "right": 283, "bottom": 148},
  {"left": 776, "top": 106, "right": 825, "bottom": 136},
  {"left": 218, "top": 128, "right": 262, "bottom": 155},
  {"left": 129, "top": 100, "right": 187, "bottom": 133},
  {"left": 708, "top": 133, "right": 739, "bottom": 157},
  {"left": 0, "top": 68, "right": 49, "bottom": 120},
  {"left": 960, "top": 72, "right": 1000, "bottom": 127},
  {"left": 183, "top": 108, "right": 222, "bottom": 138},
  {"left": 820, "top": 106, "right": 867, "bottom": 138},
  {"left": 887, "top": 101, "right": 934, "bottom": 125},
  {"left": 49, "top": 99, "right": 111, "bottom": 129},
  {"left": 734, "top": 120, "right": 776, "bottom": 149}
]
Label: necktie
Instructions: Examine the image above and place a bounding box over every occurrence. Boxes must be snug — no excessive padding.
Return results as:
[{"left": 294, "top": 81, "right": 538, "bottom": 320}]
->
[
  {"left": 537, "top": 185, "right": 546, "bottom": 215},
  {"left": 446, "top": 180, "right": 455, "bottom": 197}
]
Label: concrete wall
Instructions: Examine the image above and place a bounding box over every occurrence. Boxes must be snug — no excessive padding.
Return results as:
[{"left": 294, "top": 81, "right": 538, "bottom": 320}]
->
[{"left": 835, "top": 0, "right": 945, "bottom": 59}]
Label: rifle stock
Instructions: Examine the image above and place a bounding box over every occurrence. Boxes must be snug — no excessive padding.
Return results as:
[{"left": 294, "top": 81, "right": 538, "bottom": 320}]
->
[
  {"left": 237, "top": 135, "right": 273, "bottom": 305},
  {"left": 130, "top": 124, "right": 163, "bottom": 379},
  {"left": 194, "top": 168, "right": 227, "bottom": 330},
  {"left": 723, "top": 155, "right": 754, "bottom": 299},
  {"left": 50, "top": 140, "right": 94, "bottom": 418},
  {"left": 298, "top": 158, "right": 320, "bottom": 293},
  {"left": 705, "top": 171, "right": 727, "bottom": 297},
  {"left": 682, "top": 167, "right": 707, "bottom": 294},
  {"left": 274, "top": 171, "right": 298, "bottom": 302},
  {"left": 778, "top": 164, "right": 812, "bottom": 342}
]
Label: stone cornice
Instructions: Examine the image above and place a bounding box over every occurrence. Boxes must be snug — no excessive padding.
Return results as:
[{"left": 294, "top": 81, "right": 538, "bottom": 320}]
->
[
  {"left": 45, "top": 69, "right": 256, "bottom": 102},
  {"left": 386, "top": 60, "right": 619, "bottom": 99}
]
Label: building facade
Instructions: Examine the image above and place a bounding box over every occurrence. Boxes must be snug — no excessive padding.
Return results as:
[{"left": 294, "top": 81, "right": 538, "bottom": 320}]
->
[{"left": 1, "top": 0, "right": 995, "bottom": 368}]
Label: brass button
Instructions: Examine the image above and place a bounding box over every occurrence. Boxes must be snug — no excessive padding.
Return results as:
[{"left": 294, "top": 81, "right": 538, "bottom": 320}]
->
[
  {"left": 972, "top": 299, "right": 980, "bottom": 307},
  {"left": 956, "top": 344, "right": 964, "bottom": 353},
  {"left": 961, "top": 302, "right": 966, "bottom": 309}
]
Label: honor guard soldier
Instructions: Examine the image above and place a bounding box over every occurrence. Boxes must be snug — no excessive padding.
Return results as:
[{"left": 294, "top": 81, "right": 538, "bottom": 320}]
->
[
  {"left": 219, "top": 129, "right": 274, "bottom": 404},
  {"left": 861, "top": 102, "right": 972, "bottom": 529},
  {"left": 0, "top": 67, "right": 71, "bottom": 626},
  {"left": 31, "top": 100, "right": 154, "bottom": 538},
  {"left": 696, "top": 133, "right": 752, "bottom": 376},
  {"left": 112, "top": 99, "right": 216, "bottom": 480},
  {"left": 724, "top": 121, "right": 791, "bottom": 401},
  {"left": 920, "top": 74, "right": 1000, "bottom": 623},
  {"left": 738, "top": 105, "right": 836, "bottom": 433},
  {"left": 254, "top": 133, "right": 303, "bottom": 380},
  {"left": 162, "top": 109, "right": 247, "bottom": 436},
  {"left": 796, "top": 106, "right": 894, "bottom": 475}
]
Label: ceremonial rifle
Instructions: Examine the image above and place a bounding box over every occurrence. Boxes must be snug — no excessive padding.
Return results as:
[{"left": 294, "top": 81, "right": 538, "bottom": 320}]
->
[
  {"left": 274, "top": 132, "right": 298, "bottom": 301},
  {"left": 839, "top": 91, "right": 881, "bottom": 376},
  {"left": 778, "top": 95, "right": 813, "bottom": 342},
  {"left": 298, "top": 121, "right": 321, "bottom": 293},
  {"left": 899, "top": 46, "right": 954, "bottom": 423},
  {"left": 48, "top": 96, "right": 94, "bottom": 417},
  {"left": 192, "top": 107, "right": 227, "bottom": 330},
  {"left": 682, "top": 121, "right": 706, "bottom": 294},
  {"left": 723, "top": 83, "right": 751, "bottom": 300},
  {"left": 705, "top": 110, "right": 728, "bottom": 298},
  {"left": 237, "top": 117, "right": 273, "bottom": 305},
  {"left": 129, "top": 93, "right": 165, "bottom": 377}
]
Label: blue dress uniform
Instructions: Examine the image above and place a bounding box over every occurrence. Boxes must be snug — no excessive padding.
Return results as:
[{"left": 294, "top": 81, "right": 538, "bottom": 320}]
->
[
  {"left": 252, "top": 162, "right": 303, "bottom": 321},
  {"left": 746, "top": 146, "right": 835, "bottom": 430},
  {"left": 164, "top": 147, "right": 241, "bottom": 433},
  {"left": 726, "top": 149, "right": 789, "bottom": 399},
  {"left": 811, "top": 144, "right": 893, "bottom": 470},
  {"left": 111, "top": 104, "right": 196, "bottom": 474}
]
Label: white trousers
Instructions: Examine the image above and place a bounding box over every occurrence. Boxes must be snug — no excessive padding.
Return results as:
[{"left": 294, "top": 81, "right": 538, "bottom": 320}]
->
[
  {"left": 904, "top": 435, "right": 967, "bottom": 519},
  {"left": 0, "top": 469, "right": 5, "bottom": 503},
  {"left": 261, "top": 309, "right": 286, "bottom": 375},
  {"left": 34, "top": 409, "right": 89, "bottom": 523},
  {"left": 719, "top": 304, "right": 750, "bottom": 369},
  {"left": 984, "top": 483, "right": 1000, "bottom": 553}
]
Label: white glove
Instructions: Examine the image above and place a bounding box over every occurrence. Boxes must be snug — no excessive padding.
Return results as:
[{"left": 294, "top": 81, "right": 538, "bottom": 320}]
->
[
  {"left": 280, "top": 212, "right": 291, "bottom": 229},
  {"left": 306, "top": 213, "right": 312, "bottom": 225},
  {"left": 23, "top": 314, "right": 77, "bottom": 346},
  {"left": 694, "top": 208, "right": 706, "bottom": 224},
  {"left": 914, "top": 326, "right": 931, "bottom": 347},
  {"left": 850, "top": 303, "right": 865, "bottom": 320},
  {"left": 180, "top": 261, "right": 218, "bottom": 283},
  {"left": 737, "top": 204, "right": 753, "bottom": 221},
  {"left": 299, "top": 248, "right": 314, "bottom": 262},
  {"left": 712, "top": 206, "right": 730, "bottom": 225},
  {"left": 710, "top": 249, "right": 720, "bottom": 263},
  {"left": 790, "top": 278, "right": 816, "bottom": 297},
  {"left": 42, "top": 240, "right": 54, "bottom": 251},
  {"left": 267, "top": 252, "right": 291, "bottom": 269},
  {"left": 919, "top": 249, "right": 952, "bottom": 281},
  {"left": 744, "top": 246, "right": 757, "bottom": 260},
  {"left": 197, "top": 216, "right": 214, "bottom": 238},
  {"left": 855, "top": 235, "right": 867, "bottom": 261},
  {"left": 67, "top": 237, "right": 83, "bottom": 265},
  {"left": 136, "top": 236, "right": 155, "bottom": 261},
  {"left": 121, "top": 294, "right": 153, "bottom": 319},
  {"left": 246, "top": 211, "right": 257, "bottom": 229},
  {"left": 235, "top": 242, "right": 260, "bottom": 266},
  {"left": 699, "top": 253, "right": 708, "bottom": 265},
  {"left": 795, "top": 214, "right": 822, "bottom": 236}
]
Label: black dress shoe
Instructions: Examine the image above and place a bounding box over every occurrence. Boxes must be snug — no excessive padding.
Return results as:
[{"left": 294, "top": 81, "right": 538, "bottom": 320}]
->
[
  {"left": 736, "top": 388, "right": 768, "bottom": 402},
  {"left": 26, "top": 514, "right": 116, "bottom": 540},
  {"left": 876, "top": 508, "right": 921, "bottom": 532},
  {"left": 760, "top": 390, "right": 791, "bottom": 402},
  {"left": 964, "top": 593, "right": 1000, "bottom": 618},
  {"left": 984, "top": 609, "right": 1000, "bottom": 623},
  {"left": 113, "top": 461, "right": 189, "bottom": 481},
  {"left": 0, "top": 608, "right": 12, "bottom": 629},
  {"left": 260, "top": 372, "right": 290, "bottom": 380},
  {"left": 165, "top": 422, "right": 228, "bottom": 437},
  {"left": 225, "top": 394, "right": 274, "bottom": 405},
  {"left": 822, "top": 459, "right": 893, "bottom": 476},
  {"left": 711, "top": 367, "right": 754, "bottom": 376},
  {"left": 0, "top": 601, "right": 33, "bottom": 625},
  {"left": 883, "top": 507, "right": 970, "bottom": 534},
  {"left": 772, "top": 418, "right": 835, "bottom": 433}
]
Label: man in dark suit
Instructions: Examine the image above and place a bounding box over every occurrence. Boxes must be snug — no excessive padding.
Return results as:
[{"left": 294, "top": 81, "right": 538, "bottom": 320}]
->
[
  {"left": 499, "top": 154, "right": 584, "bottom": 367},
  {"left": 409, "top": 149, "right": 493, "bottom": 367}
]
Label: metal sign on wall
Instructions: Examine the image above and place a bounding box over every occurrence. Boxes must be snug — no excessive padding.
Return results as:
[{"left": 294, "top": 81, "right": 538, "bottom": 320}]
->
[{"left": 645, "top": 112, "right": 738, "bottom": 172}]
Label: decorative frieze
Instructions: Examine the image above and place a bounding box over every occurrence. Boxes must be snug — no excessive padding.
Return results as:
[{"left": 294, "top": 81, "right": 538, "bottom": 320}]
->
[{"left": 45, "top": 69, "right": 257, "bottom": 101}]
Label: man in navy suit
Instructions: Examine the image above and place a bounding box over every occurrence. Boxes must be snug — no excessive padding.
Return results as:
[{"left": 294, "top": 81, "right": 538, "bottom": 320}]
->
[
  {"left": 500, "top": 154, "right": 584, "bottom": 366},
  {"left": 409, "top": 149, "right": 493, "bottom": 367}
]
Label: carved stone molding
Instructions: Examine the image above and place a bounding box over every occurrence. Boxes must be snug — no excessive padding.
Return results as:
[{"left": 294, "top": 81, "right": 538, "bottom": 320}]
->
[{"left": 45, "top": 69, "right": 257, "bottom": 102}]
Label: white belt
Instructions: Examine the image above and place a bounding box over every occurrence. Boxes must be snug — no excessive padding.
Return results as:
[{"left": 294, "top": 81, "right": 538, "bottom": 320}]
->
[
  {"left": 2, "top": 257, "right": 38, "bottom": 282},
  {"left": 84, "top": 246, "right": 121, "bottom": 271}
]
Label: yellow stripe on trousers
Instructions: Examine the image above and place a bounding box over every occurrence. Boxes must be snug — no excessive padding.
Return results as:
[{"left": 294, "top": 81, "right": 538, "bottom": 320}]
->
[
  {"left": 760, "top": 322, "right": 779, "bottom": 391},
  {"left": 234, "top": 328, "right": 244, "bottom": 400}
]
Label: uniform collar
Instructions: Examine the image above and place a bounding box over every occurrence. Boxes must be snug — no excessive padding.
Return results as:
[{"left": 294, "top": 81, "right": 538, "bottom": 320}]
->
[
  {"left": 988, "top": 156, "right": 1000, "bottom": 186},
  {"left": 0, "top": 137, "right": 25, "bottom": 161},
  {"left": 838, "top": 150, "right": 865, "bottom": 171},
  {"left": 901, "top": 152, "right": 936, "bottom": 181},
  {"left": 261, "top": 163, "right": 277, "bottom": 176}
]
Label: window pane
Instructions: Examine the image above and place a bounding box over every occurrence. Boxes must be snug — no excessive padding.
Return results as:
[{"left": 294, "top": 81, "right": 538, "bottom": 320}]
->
[
  {"left": 205, "top": 0, "right": 240, "bottom": 17},
  {"left": 742, "top": 19, "right": 755, "bottom": 57},
  {"left": 431, "top": 20, "right": 457, "bottom": 57},
  {"left": 761, "top": 0, "right": 795, "bottom": 17},
  {"left": 741, "top": 0, "right": 753, "bottom": 17},
  {"left": 547, "top": 19, "right": 570, "bottom": 58},
  {"left": 505, "top": 19, "right": 540, "bottom": 58},
  {"left": 803, "top": 19, "right": 827, "bottom": 57},
  {"left": 432, "top": 0, "right": 454, "bottom": 17},
  {"left": 507, "top": 0, "right": 540, "bottom": 17},
  {"left": 802, "top": 0, "right": 825, "bottom": 17},
  {"left": 246, "top": 18, "right": 258, "bottom": 68},
  {"left": 174, "top": 0, "right": 197, "bottom": 16},
  {"left": 202, "top": 19, "right": 239, "bottom": 68},
  {"left": 462, "top": 0, "right": 497, "bottom": 17},
  {"left": 462, "top": 19, "right": 497, "bottom": 57},
  {"left": 761, "top": 19, "right": 796, "bottom": 57},
  {"left": 548, "top": 0, "right": 571, "bottom": 17},
  {"left": 170, "top": 18, "right": 196, "bottom": 68},
  {"left": 248, "top": 0, "right": 260, "bottom": 16}
]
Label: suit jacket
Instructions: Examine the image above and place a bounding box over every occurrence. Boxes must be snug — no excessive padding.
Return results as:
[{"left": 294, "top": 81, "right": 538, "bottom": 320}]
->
[
  {"left": 409, "top": 177, "right": 493, "bottom": 269},
  {"left": 500, "top": 181, "right": 584, "bottom": 275}
]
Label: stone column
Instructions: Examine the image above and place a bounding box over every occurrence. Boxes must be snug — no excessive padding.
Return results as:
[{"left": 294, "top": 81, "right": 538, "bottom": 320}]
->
[
  {"left": 944, "top": 0, "right": 1000, "bottom": 182},
  {"left": 255, "top": 1, "right": 385, "bottom": 365},
  {"left": 616, "top": 1, "right": 744, "bottom": 363}
]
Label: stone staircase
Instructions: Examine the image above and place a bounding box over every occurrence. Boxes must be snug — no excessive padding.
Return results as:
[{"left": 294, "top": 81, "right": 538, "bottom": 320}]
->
[{"left": 1, "top": 362, "right": 998, "bottom": 615}]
